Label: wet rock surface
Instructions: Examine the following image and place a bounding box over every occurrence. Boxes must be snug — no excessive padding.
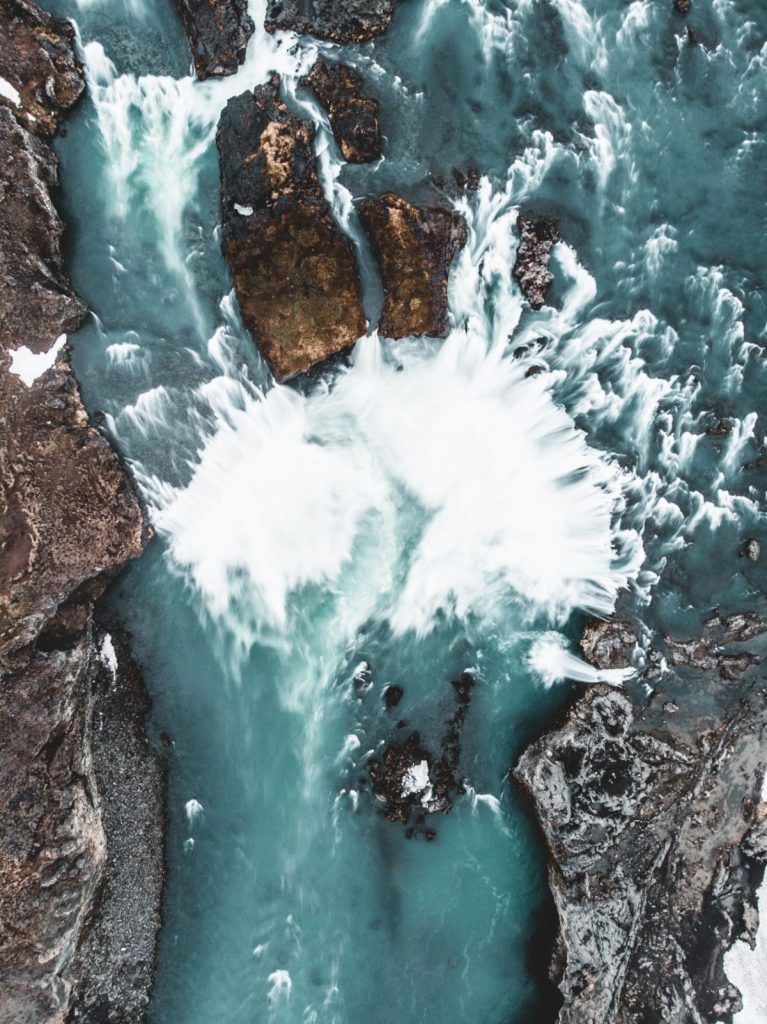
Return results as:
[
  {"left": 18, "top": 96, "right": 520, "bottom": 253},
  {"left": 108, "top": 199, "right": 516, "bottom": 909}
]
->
[
  {"left": 265, "top": 0, "right": 396, "bottom": 43},
  {"left": 357, "top": 192, "right": 467, "bottom": 339},
  {"left": 512, "top": 214, "right": 560, "bottom": 311},
  {"left": 217, "top": 74, "right": 366, "bottom": 380},
  {"left": 366, "top": 673, "right": 475, "bottom": 835},
  {"left": 302, "top": 60, "right": 382, "bottom": 164},
  {"left": 516, "top": 614, "right": 767, "bottom": 1024},
  {"left": 0, "top": 6, "right": 162, "bottom": 1020},
  {"left": 174, "top": 0, "right": 254, "bottom": 80}
]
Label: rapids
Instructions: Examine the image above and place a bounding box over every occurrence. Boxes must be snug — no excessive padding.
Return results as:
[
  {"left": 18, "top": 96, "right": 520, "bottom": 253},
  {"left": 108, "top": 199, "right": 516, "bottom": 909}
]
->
[{"left": 46, "top": 0, "right": 767, "bottom": 1020}]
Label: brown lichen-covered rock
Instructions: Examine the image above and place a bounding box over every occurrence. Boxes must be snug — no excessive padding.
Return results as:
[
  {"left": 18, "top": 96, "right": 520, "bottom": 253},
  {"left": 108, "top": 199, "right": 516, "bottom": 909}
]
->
[
  {"left": 216, "top": 74, "right": 366, "bottom": 380},
  {"left": 302, "top": 60, "right": 382, "bottom": 164},
  {"left": 515, "top": 614, "right": 767, "bottom": 1024},
  {"left": 174, "top": 0, "right": 254, "bottom": 80},
  {"left": 265, "top": 0, "right": 395, "bottom": 43},
  {"left": 0, "top": 0, "right": 86, "bottom": 353},
  {"left": 0, "top": 4, "right": 162, "bottom": 1020},
  {"left": 357, "top": 192, "right": 467, "bottom": 339},
  {"left": 513, "top": 214, "right": 560, "bottom": 311}
]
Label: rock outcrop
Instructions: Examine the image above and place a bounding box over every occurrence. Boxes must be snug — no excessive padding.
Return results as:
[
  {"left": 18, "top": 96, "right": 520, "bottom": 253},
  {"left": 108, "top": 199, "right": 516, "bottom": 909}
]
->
[
  {"left": 0, "top": 0, "right": 87, "bottom": 352},
  {"left": 302, "top": 60, "right": 382, "bottom": 164},
  {"left": 0, "top": 4, "right": 163, "bottom": 1021},
  {"left": 516, "top": 616, "right": 767, "bottom": 1024},
  {"left": 512, "top": 214, "right": 560, "bottom": 310},
  {"left": 265, "top": 0, "right": 396, "bottom": 43},
  {"left": 174, "top": 0, "right": 254, "bottom": 80},
  {"left": 216, "top": 74, "right": 366, "bottom": 380},
  {"left": 357, "top": 193, "right": 467, "bottom": 339}
]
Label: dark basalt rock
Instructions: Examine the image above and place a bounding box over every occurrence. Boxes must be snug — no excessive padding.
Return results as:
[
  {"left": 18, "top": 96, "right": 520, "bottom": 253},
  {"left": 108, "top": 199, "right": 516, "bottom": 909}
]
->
[
  {"left": 0, "top": 0, "right": 86, "bottom": 352},
  {"left": 302, "top": 60, "right": 382, "bottom": 164},
  {"left": 367, "top": 673, "right": 475, "bottom": 831},
  {"left": 516, "top": 615, "right": 767, "bottom": 1024},
  {"left": 357, "top": 192, "right": 467, "bottom": 339},
  {"left": 739, "top": 538, "right": 761, "bottom": 562},
  {"left": 216, "top": 74, "right": 366, "bottom": 380},
  {"left": 383, "top": 683, "right": 404, "bottom": 708},
  {"left": 580, "top": 618, "right": 638, "bottom": 670},
  {"left": 0, "top": 5, "right": 162, "bottom": 1020},
  {"left": 674, "top": 0, "right": 691, "bottom": 14},
  {"left": 174, "top": 0, "right": 254, "bottom": 80},
  {"left": 512, "top": 214, "right": 560, "bottom": 311},
  {"left": 265, "top": 0, "right": 396, "bottom": 43}
]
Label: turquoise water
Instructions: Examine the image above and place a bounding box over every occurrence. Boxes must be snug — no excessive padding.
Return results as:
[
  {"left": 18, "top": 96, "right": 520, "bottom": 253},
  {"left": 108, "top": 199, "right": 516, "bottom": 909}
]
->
[{"left": 49, "top": 0, "right": 766, "bottom": 1021}]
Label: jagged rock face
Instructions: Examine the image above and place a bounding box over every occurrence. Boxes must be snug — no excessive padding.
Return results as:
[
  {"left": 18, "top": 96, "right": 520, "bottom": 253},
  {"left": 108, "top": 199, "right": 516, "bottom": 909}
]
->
[
  {"left": 174, "top": 0, "right": 254, "bottom": 80},
  {"left": 0, "top": 4, "right": 162, "bottom": 1021},
  {"left": 265, "top": 0, "right": 395, "bottom": 43},
  {"left": 0, "top": 0, "right": 86, "bottom": 353},
  {"left": 516, "top": 620, "right": 767, "bottom": 1024},
  {"left": 357, "top": 193, "right": 467, "bottom": 339},
  {"left": 216, "top": 74, "right": 366, "bottom": 380},
  {"left": 512, "top": 214, "right": 560, "bottom": 311},
  {"left": 0, "top": 356, "right": 148, "bottom": 665},
  {"left": 302, "top": 60, "right": 382, "bottom": 164}
]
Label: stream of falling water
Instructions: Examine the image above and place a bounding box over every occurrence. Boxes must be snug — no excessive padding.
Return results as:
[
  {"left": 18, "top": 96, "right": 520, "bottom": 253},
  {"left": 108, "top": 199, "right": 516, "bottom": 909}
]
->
[{"left": 49, "top": 0, "right": 767, "bottom": 1020}]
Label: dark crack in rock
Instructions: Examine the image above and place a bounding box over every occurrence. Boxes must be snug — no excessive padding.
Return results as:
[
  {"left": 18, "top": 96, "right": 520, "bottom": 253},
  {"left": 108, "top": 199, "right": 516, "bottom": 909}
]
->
[
  {"left": 357, "top": 192, "right": 467, "bottom": 339},
  {"left": 216, "top": 74, "right": 366, "bottom": 380},
  {"left": 302, "top": 60, "right": 382, "bottom": 164},
  {"left": 265, "top": 0, "right": 396, "bottom": 43},
  {"left": 512, "top": 214, "right": 560, "bottom": 311},
  {"left": 174, "top": 0, "right": 254, "bottom": 80}
]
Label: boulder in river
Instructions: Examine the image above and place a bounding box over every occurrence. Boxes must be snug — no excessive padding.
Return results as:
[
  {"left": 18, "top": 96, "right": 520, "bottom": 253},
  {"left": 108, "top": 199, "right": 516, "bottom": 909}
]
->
[
  {"left": 357, "top": 192, "right": 467, "bottom": 339},
  {"left": 302, "top": 59, "right": 382, "bottom": 164},
  {"left": 512, "top": 214, "right": 560, "bottom": 311},
  {"left": 265, "top": 0, "right": 396, "bottom": 43},
  {"left": 216, "top": 74, "right": 367, "bottom": 380},
  {"left": 174, "top": 0, "right": 255, "bottom": 80}
]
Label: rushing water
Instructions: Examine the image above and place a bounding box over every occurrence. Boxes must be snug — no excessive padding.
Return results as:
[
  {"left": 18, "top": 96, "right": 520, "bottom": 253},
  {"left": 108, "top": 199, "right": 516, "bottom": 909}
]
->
[{"left": 47, "top": 0, "right": 767, "bottom": 1020}]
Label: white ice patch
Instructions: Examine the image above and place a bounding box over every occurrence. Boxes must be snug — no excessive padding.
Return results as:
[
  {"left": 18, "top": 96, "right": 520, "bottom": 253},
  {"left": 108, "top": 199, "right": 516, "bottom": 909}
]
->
[
  {"left": 529, "top": 631, "right": 634, "bottom": 687},
  {"left": 0, "top": 76, "right": 21, "bottom": 106},
  {"left": 401, "top": 760, "right": 431, "bottom": 797},
  {"left": 98, "top": 633, "right": 119, "bottom": 682},
  {"left": 234, "top": 203, "right": 253, "bottom": 216},
  {"left": 184, "top": 798, "right": 204, "bottom": 824},
  {"left": 9, "top": 335, "right": 66, "bottom": 386}
]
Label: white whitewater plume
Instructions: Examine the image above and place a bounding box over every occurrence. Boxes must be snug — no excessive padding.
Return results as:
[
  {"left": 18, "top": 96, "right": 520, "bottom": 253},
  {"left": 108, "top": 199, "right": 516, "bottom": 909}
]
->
[
  {"left": 529, "top": 632, "right": 634, "bottom": 687},
  {"left": 98, "top": 633, "right": 119, "bottom": 682},
  {"left": 267, "top": 969, "right": 292, "bottom": 1008},
  {"left": 184, "top": 798, "right": 204, "bottom": 824}
]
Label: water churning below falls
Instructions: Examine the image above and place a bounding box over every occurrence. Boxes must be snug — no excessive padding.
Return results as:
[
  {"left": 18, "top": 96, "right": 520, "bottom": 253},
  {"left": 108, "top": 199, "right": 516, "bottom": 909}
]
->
[{"left": 50, "top": 0, "right": 767, "bottom": 1020}]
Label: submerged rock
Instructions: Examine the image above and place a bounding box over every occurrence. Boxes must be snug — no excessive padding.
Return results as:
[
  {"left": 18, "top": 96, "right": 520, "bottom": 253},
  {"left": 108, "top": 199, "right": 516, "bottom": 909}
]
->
[
  {"left": 174, "top": 0, "right": 254, "bottom": 80},
  {"left": 739, "top": 538, "right": 761, "bottom": 562},
  {"left": 216, "top": 74, "right": 366, "bottom": 380},
  {"left": 264, "top": 0, "right": 396, "bottom": 43},
  {"left": 302, "top": 60, "right": 382, "bottom": 164},
  {"left": 516, "top": 615, "right": 767, "bottom": 1024},
  {"left": 0, "top": 4, "right": 163, "bottom": 1019},
  {"left": 512, "top": 214, "right": 560, "bottom": 311},
  {"left": 357, "top": 192, "right": 467, "bottom": 339}
]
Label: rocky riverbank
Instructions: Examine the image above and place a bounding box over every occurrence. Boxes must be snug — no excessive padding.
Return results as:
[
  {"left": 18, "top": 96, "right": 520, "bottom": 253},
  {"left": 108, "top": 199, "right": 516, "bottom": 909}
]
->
[
  {"left": 0, "top": 3, "right": 163, "bottom": 1021},
  {"left": 516, "top": 616, "right": 767, "bottom": 1024}
]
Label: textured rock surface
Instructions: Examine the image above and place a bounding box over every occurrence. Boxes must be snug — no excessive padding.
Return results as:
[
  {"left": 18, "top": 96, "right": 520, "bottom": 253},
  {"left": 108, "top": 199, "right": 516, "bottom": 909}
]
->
[
  {"left": 515, "top": 616, "right": 767, "bottom": 1024},
  {"left": 174, "top": 0, "right": 254, "bottom": 80},
  {"left": 302, "top": 60, "right": 382, "bottom": 164},
  {"left": 0, "top": 4, "right": 162, "bottom": 1021},
  {"left": 357, "top": 192, "right": 467, "bottom": 339},
  {"left": 0, "top": 0, "right": 86, "bottom": 352},
  {"left": 512, "top": 214, "right": 560, "bottom": 311},
  {"left": 216, "top": 74, "right": 366, "bottom": 380},
  {"left": 265, "top": 0, "right": 395, "bottom": 43}
]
